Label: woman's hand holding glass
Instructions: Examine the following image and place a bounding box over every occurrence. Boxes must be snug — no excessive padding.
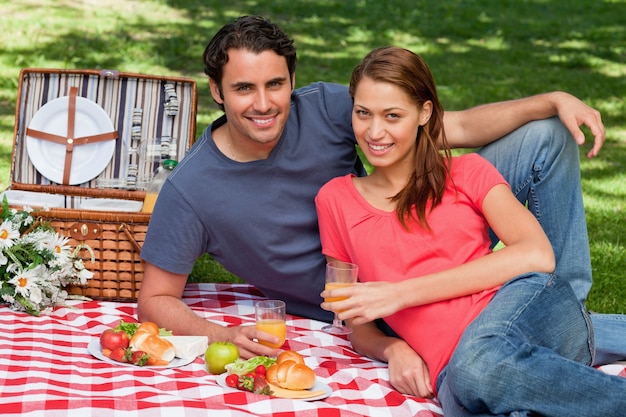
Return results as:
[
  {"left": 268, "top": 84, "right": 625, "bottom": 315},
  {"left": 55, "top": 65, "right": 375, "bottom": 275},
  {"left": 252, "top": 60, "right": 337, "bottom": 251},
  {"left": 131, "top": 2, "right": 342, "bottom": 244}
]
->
[
  {"left": 321, "top": 261, "right": 359, "bottom": 335},
  {"left": 322, "top": 280, "right": 409, "bottom": 327}
]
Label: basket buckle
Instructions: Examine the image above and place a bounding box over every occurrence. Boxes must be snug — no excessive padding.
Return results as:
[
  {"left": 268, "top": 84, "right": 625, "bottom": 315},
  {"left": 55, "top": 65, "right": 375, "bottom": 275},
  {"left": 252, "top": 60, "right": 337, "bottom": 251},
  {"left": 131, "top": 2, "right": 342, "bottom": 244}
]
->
[{"left": 70, "top": 222, "right": 101, "bottom": 241}]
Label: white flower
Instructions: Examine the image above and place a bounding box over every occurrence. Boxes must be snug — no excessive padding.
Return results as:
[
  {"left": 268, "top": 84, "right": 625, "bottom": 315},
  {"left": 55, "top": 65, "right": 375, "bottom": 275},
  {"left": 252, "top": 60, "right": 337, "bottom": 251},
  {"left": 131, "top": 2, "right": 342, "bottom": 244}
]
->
[
  {"left": 0, "top": 198, "right": 93, "bottom": 315},
  {"left": 49, "top": 233, "right": 72, "bottom": 264},
  {"left": 77, "top": 267, "right": 94, "bottom": 285},
  {"left": 0, "top": 220, "right": 20, "bottom": 249},
  {"left": 8, "top": 265, "right": 47, "bottom": 305}
]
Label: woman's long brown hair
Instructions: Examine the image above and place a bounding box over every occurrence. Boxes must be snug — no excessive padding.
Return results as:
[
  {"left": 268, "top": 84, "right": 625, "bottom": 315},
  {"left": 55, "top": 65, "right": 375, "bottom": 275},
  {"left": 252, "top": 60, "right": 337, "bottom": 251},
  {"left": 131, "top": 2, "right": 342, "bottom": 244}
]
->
[{"left": 349, "top": 46, "right": 452, "bottom": 230}]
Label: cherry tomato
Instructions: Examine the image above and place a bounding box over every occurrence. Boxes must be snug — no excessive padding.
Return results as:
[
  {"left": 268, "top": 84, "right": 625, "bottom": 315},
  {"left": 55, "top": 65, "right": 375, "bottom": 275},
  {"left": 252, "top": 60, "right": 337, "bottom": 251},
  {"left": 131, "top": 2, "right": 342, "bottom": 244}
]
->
[
  {"left": 254, "top": 365, "right": 266, "bottom": 376},
  {"left": 225, "top": 374, "right": 239, "bottom": 388}
]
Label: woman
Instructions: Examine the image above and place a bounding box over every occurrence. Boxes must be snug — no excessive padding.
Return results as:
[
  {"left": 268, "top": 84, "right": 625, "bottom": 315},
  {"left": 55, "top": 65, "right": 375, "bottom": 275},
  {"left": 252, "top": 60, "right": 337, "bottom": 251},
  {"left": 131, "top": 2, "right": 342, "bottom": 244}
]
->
[{"left": 315, "top": 46, "right": 626, "bottom": 416}]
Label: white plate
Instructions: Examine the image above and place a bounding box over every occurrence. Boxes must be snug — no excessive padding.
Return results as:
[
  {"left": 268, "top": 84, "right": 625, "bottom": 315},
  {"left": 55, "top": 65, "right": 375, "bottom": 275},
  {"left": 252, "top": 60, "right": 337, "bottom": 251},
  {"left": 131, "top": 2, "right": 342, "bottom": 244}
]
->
[
  {"left": 26, "top": 95, "right": 116, "bottom": 185},
  {"left": 77, "top": 198, "right": 143, "bottom": 212},
  {"left": 87, "top": 338, "right": 194, "bottom": 369},
  {"left": 0, "top": 190, "right": 65, "bottom": 208},
  {"left": 215, "top": 373, "right": 332, "bottom": 401}
]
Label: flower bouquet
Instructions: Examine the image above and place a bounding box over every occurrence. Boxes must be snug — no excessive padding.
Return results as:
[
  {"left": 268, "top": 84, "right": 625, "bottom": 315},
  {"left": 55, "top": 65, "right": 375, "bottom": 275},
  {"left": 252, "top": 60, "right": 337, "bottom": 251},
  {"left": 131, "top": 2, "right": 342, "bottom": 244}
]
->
[{"left": 0, "top": 196, "right": 93, "bottom": 315}]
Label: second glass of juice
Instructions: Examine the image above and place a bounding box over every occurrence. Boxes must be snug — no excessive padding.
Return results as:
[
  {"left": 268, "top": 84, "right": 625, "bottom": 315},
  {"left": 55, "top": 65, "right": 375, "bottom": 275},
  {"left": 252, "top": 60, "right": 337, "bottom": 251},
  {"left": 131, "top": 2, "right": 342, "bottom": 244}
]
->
[{"left": 255, "top": 300, "right": 286, "bottom": 348}]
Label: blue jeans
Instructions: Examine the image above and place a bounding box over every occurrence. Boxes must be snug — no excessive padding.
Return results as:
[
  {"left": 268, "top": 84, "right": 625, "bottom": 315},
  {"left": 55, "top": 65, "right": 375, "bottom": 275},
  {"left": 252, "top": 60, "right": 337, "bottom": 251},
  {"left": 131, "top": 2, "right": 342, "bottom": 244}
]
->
[
  {"left": 478, "top": 117, "right": 626, "bottom": 365},
  {"left": 437, "top": 273, "right": 626, "bottom": 417}
]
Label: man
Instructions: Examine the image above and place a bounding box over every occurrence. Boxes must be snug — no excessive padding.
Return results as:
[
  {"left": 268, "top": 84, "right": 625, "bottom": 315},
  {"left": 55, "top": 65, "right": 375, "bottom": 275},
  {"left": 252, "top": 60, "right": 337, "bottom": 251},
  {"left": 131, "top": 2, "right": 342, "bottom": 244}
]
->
[{"left": 138, "top": 15, "right": 614, "bottom": 397}]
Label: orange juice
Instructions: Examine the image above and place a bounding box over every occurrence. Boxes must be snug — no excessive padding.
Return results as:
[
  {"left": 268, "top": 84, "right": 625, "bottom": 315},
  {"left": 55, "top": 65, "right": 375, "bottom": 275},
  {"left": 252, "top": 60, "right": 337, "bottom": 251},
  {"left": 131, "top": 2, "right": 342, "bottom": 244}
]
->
[
  {"left": 324, "top": 282, "right": 354, "bottom": 303},
  {"left": 256, "top": 319, "right": 286, "bottom": 348},
  {"left": 141, "top": 192, "right": 159, "bottom": 213}
]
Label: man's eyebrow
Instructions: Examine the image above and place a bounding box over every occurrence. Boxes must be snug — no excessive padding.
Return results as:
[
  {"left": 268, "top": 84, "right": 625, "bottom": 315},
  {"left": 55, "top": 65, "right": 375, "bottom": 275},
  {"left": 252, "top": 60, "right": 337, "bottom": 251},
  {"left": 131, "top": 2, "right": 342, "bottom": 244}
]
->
[
  {"left": 229, "top": 77, "right": 289, "bottom": 89},
  {"left": 229, "top": 81, "right": 254, "bottom": 89}
]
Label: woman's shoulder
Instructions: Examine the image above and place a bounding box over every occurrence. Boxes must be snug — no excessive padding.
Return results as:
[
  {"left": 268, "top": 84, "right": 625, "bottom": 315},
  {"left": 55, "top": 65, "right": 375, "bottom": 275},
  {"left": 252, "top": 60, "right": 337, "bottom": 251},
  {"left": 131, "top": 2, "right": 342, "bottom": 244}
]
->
[
  {"left": 452, "top": 153, "right": 500, "bottom": 175},
  {"left": 317, "top": 174, "right": 354, "bottom": 200}
]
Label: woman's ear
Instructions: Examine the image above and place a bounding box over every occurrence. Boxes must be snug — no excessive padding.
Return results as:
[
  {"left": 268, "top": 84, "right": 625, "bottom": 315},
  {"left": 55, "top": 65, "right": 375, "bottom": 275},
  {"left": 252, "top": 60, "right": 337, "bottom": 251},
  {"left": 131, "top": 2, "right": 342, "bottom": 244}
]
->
[
  {"left": 209, "top": 78, "right": 223, "bottom": 105},
  {"left": 419, "top": 101, "right": 433, "bottom": 126}
]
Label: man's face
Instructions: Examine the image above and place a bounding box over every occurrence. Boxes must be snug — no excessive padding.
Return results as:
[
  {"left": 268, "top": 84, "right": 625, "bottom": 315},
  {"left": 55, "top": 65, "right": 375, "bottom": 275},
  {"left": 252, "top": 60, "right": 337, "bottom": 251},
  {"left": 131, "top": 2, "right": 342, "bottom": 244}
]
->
[{"left": 210, "top": 48, "right": 294, "bottom": 150}]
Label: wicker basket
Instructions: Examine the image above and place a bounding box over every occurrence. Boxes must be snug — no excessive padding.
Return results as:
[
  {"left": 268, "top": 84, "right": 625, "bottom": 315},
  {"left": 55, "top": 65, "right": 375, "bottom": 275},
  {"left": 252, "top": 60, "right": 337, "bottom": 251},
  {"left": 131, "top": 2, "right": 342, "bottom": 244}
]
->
[{"left": 7, "top": 68, "right": 197, "bottom": 301}]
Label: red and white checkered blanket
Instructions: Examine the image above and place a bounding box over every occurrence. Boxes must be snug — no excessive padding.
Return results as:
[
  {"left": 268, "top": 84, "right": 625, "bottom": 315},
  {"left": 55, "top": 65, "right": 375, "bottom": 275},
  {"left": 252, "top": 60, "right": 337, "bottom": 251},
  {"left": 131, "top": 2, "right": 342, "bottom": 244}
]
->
[{"left": 1, "top": 283, "right": 623, "bottom": 417}]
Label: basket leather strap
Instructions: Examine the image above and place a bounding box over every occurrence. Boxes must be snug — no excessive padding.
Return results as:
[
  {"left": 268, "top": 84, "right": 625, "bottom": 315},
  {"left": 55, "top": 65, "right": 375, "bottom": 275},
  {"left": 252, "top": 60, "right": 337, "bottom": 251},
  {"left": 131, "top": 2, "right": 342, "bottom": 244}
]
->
[{"left": 25, "top": 86, "right": 118, "bottom": 185}]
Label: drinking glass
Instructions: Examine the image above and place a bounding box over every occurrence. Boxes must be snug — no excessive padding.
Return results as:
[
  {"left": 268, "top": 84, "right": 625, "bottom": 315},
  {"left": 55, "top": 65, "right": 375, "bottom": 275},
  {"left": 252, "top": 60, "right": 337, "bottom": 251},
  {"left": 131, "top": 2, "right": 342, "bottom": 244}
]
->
[
  {"left": 322, "top": 261, "right": 359, "bottom": 335},
  {"left": 255, "top": 300, "right": 286, "bottom": 348}
]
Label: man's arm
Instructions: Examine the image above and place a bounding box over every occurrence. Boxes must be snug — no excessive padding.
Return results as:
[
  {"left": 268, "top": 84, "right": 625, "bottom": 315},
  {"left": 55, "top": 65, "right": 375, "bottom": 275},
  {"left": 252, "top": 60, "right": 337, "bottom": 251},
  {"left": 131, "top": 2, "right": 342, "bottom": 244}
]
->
[
  {"left": 137, "top": 262, "right": 282, "bottom": 359},
  {"left": 444, "top": 91, "right": 605, "bottom": 158}
]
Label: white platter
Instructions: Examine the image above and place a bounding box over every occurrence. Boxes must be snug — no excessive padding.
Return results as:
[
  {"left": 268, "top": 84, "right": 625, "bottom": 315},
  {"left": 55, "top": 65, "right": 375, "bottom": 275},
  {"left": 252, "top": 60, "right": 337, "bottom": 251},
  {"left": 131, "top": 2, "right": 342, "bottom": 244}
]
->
[
  {"left": 215, "top": 373, "right": 332, "bottom": 401},
  {"left": 88, "top": 338, "right": 194, "bottom": 369},
  {"left": 26, "top": 96, "right": 116, "bottom": 185},
  {"left": 0, "top": 190, "right": 65, "bottom": 208},
  {"left": 77, "top": 198, "right": 143, "bottom": 212}
]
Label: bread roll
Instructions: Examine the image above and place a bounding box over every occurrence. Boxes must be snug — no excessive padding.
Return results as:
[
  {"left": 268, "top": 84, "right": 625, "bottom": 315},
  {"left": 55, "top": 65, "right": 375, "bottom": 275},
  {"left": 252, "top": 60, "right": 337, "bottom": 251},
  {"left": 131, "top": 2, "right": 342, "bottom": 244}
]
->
[
  {"left": 276, "top": 350, "right": 305, "bottom": 365},
  {"left": 266, "top": 351, "right": 316, "bottom": 390},
  {"left": 129, "top": 326, "right": 176, "bottom": 362}
]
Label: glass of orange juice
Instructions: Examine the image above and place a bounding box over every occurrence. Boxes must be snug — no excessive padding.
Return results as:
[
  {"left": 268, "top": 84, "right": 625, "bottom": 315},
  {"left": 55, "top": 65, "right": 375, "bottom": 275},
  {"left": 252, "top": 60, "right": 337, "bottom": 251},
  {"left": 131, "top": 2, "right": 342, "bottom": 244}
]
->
[
  {"left": 255, "top": 300, "right": 286, "bottom": 348},
  {"left": 322, "top": 261, "right": 359, "bottom": 335}
]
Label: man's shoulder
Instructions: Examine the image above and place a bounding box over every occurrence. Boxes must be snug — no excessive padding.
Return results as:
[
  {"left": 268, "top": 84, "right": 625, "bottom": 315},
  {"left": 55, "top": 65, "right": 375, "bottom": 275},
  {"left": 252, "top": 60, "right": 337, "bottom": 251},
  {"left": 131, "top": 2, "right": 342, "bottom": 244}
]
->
[{"left": 293, "top": 81, "right": 349, "bottom": 99}]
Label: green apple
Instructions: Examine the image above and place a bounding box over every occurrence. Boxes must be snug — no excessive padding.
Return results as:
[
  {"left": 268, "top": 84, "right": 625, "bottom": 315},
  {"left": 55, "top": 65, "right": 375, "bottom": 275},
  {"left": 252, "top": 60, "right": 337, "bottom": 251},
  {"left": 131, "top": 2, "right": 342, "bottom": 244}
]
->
[{"left": 204, "top": 341, "right": 240, "bottom": 374}]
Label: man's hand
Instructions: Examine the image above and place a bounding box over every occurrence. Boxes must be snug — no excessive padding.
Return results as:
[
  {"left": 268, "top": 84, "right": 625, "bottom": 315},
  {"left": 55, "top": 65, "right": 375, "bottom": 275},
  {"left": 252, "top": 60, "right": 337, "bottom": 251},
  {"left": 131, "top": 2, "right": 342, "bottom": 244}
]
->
[
  {"left": 553, "top": 92, "right": 605, "bottom": 158},
  {"left": 138, "top": 262, "right": 282, "bottom": 359},
  {"left": 218, "top": 324, "right": 282, "bottom": 359}
]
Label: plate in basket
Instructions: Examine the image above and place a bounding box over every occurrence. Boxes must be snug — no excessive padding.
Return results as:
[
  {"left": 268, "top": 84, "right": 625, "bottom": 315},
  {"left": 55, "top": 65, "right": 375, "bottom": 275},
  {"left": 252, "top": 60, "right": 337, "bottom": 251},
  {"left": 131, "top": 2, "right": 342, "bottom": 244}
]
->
[
  {"left": 26, "top": 96, "right": 116, "bottom": 185},
  {"left": 88, "top": 338, "right": 194, "bottom": 369}
]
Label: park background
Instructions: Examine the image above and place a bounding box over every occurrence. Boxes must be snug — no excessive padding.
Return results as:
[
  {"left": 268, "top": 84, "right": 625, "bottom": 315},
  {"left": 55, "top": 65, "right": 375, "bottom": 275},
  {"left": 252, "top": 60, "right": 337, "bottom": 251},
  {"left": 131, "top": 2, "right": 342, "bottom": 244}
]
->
[{"left": 1, "top": 0, "right": 624, "bottom": 313}]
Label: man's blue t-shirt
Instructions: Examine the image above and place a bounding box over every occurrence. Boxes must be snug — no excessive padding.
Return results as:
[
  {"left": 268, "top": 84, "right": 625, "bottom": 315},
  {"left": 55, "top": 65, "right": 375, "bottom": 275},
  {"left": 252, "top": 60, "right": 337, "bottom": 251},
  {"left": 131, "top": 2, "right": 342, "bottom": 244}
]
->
[{"left": 141, "top": 82, "right": 364, "bottom": 321}]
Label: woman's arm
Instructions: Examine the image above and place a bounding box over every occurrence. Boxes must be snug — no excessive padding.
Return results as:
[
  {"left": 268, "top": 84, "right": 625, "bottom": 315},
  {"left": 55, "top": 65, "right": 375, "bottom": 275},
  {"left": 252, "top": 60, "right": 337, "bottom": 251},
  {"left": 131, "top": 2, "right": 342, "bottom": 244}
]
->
[
  {"left": 349, "top": 320, "right": 434, "bottom": 398},
  {"left": 443, "top": 91, "right": 605, "bottom": 158},
  {"left": 322, "top": 184, "right": 555, "bottom": 326}
]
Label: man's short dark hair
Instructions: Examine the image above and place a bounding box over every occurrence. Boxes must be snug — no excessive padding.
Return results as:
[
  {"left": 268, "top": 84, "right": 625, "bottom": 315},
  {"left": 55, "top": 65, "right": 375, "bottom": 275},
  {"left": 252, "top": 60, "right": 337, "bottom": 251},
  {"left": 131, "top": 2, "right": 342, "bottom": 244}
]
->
[{"left": 203, "top": 15, "right": 297, "bottom": 109}]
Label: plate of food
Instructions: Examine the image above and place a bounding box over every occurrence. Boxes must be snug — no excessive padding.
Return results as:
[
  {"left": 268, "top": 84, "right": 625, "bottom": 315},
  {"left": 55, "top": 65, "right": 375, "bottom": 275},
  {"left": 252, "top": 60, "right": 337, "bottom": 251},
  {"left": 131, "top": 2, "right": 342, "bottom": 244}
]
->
[
  {"left": 216, "top": 350, "right": 332, "bottom": 401},
  {"left": 88, "top": 338, "right": 195, "bottom": 369},
  {"left": 215, "top": 372, "right": 332, "bottom": 401}
]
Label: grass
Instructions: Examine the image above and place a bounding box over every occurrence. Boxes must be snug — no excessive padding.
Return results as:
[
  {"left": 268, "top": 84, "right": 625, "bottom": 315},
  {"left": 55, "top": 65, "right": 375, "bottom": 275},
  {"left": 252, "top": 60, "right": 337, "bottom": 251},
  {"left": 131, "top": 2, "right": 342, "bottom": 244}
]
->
[{"left": 1, "top": 0, "right": 625, "bottom": 311}]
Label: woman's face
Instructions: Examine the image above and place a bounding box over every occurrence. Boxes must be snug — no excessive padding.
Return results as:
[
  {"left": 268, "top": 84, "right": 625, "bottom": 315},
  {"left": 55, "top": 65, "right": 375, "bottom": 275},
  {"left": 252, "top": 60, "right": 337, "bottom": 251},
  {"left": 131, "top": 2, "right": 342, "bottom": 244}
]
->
[{"left": 351, "top": 77, "right": 431, "bottom": 169}]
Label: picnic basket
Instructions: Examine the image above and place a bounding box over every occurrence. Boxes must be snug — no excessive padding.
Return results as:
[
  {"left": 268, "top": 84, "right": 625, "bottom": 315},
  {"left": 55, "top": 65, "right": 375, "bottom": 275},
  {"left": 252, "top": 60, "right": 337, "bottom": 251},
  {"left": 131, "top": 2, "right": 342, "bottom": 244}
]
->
[{"left": 5, "top": 68, "right": 197, "bottom": 301}]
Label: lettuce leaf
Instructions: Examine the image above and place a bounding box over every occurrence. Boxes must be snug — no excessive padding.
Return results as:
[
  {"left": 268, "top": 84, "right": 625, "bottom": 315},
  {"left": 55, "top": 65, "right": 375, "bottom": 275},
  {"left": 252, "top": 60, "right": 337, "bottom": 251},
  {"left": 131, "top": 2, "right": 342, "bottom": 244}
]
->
[
  {"left": 226, "top": 355, "right": 277, "bottom": 375},
  {"left": 114, "top": 320, "right": 173, "bottom": 338}
]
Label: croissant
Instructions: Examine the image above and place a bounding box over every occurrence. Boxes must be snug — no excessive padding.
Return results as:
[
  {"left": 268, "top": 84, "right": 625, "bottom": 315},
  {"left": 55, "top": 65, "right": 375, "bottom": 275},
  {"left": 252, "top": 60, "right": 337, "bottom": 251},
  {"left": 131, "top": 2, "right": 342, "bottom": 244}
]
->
[
  {"left": 266, "top": 351, "right": 316, "bottom": 390},
  {"left": 129, "top": 322, "right": 176, "bottom": 363}
]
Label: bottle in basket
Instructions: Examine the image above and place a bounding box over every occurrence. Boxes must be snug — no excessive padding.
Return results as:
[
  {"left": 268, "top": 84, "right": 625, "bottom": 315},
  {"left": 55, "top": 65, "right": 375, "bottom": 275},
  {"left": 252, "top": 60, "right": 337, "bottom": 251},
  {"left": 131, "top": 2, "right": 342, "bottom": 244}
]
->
[{"left": 142, "top": 159, "right": 178, "bottom": 213}]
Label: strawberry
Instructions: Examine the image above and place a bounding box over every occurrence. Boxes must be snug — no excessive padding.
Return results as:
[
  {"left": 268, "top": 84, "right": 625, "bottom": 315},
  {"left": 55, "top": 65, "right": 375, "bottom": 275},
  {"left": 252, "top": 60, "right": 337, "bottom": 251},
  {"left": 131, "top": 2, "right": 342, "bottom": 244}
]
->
[
  {"left": 253, "top": 375, "right": 272, "bottom": 395},
  {"left": 109, "top": 347, "right": 130, "bottom": 363},
  {"left": 131, "top": 350, "right": 150, "bottom": 366},
  {"left": 232, "top": 374, "right": 273, "bottom": 396}
]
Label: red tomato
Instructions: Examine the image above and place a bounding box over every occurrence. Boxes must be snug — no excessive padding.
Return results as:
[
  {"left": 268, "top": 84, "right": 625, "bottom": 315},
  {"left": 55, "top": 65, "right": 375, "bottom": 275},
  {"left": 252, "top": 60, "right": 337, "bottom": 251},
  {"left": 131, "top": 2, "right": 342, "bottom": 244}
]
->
[
  {"left": 254, "top": 365, "right": 266, "bottom": 376},
  {"left": 100, "top": 328, "right": 130, "bottom": 350},
  {"left": 225, "top": 374, "right": 239, "bottom": 388}
]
